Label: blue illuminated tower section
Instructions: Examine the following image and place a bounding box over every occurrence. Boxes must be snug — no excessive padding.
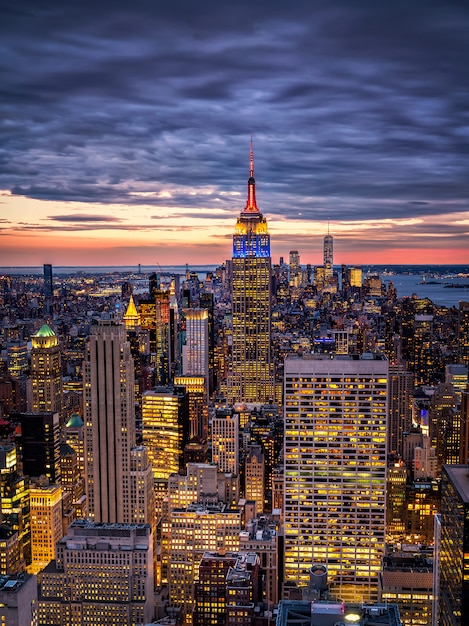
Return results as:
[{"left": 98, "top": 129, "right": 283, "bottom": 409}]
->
[{"left": 229, "top": 142, "right": 273, "bottom": 403}]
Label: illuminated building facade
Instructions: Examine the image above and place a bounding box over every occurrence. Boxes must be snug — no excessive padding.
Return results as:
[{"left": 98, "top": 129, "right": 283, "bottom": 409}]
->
[
  {"left": 323, "top": 232, "right": 333, "bottom": 281},
  {"left": 244, "top": 444, "right": 265, "bottom": 514},
  {"left": 229, "top": 143, "right": 273, "bottom": 404},
  {"left": 289, "top": 250, "right": 301, "bottom": 287},
  {"left": 438, "top": 465, "right": 469, "bottom": 626},
  {"left": 38, "top": 520, "right": 154, "bottom": 626},
  {"left": 174, "top": 374, "right": 208, "bottom": 441},
  {"left": 30, "top": 324, "right": 62, "bottom": 418},
  {"left": 29, "top": 484, "right": 64, "bottom": 574},
  {"left": 142, "top": 387, "right": 190, "bottom": 481},
  {"left": 388, "top": 363, "right": 413, "bottom": 457},
  {"left": 169, "top": 504, "right": 242, "bottom": 620},
  {"left": 84, "top": 320, "right": 153, "bottom": 526},
  {"left": 182, "top": 308, "right": 209, "bottom": 379},
  {"left": 284, "top": 354, "right": 388, "bottom": 602},
  {"left": 0, "top": 445, "right": 30, "bottom": 567},
  {"left": 0, "top": 525, "right": 21, "bottom": 575},
  {"left": 459, "top": 302, "right": 469, "bottom": 368},
  {"left": 211, "top": 409, "right": 239, "bottom": 474}
]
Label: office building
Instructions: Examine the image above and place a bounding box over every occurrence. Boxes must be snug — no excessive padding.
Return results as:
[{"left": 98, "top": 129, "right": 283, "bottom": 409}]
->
[
  {"left": 38, "top": 520, "right": 154, "bottom": 626},
  {"left": 19, "top": 412, "right": 61, "bottom": 484},
  {"left": 194, "top": 551, "right": 239, "bottom": 626},
  {"left": 284, "top": 354, "right": 388, "bottom": 602},
  {"left": 0, "top": 445, "right": 31, "bottom": 567},
  {"left": 174, "top": 374, "right": 208, "bottom": 442},
  {"left": 459, "top": 302, "right": 469, "bottom": 368},
  {"left": 29, "top": 484, "right": 64, "bottom": 574},
  {"left": 211, "top": 409, "right": 239, "bottom": 474},
  {"left": 169, "top": 504, "right": 242, "bottom": 619},
  {"left": 142, "top": 386, "right": 190, "bottom": 481},
  {"left": 229, "top": 142, "right": 273, "bottom": 404},
  {"left": 438, "top": 465, "right": 469, "bottom": 625},
  {"left": 30, "top": 324, "right": 62, "bottom": 418},
  {"left": 0, "top": 574, "right": 38, "bottom": 626},
  {"left": 289, "top": 250, "right": 301, "bottom": 287},
  {"left": 323, "top": 232, "right": 333, "bottom": 281},
  {"left": 0, "top": 525, "right": 22, "bottom": 575},
  {"left": 182, "top": 308, "right": 209, "bottom": 379},
  {"left": 244, "top": 444, "right": 265, "bottom": 514},
  {"left": 84, "top": 320, "right": 153, "bottom": 526},
  {"left": 388, "top": 363, "right": 413, "bottom": 457}
]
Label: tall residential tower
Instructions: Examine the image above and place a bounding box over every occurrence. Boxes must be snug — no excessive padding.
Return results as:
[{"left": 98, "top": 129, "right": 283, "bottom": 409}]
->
[{"left": 229, "top": 142, "right": 273, "bottom": 404}]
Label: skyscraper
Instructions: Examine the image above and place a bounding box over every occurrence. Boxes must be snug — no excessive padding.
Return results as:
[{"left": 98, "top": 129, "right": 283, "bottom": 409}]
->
[
  {"left": 84, "top": 320, "right": 153, "bottom": 526},
  {"left": 284, "top": 353, "right": 388, "bottom": 602},
  {"left": 438, "top": 465, "right": 469, "bottom": 625},
  {"left": 30, "top": 324, "right": 62, "bottom": 418},
  {"left": 229, "top": 142, "right": 272, "bottom": 404},
  {"left": 323, "top": 230, "right": 333, "bottom": 280}
]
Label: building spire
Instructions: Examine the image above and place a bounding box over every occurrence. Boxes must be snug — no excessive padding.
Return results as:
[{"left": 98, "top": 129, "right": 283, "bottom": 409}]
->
[{"left": 243, "top": 136, "right": 259, "bottom": 213}]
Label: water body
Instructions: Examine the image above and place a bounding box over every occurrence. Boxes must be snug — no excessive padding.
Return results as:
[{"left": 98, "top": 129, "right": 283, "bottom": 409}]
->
[{"left": 2, "top": 264, "right": 469, "bottom": 308}]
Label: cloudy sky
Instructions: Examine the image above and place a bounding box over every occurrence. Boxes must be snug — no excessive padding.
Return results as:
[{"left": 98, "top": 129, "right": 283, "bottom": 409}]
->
[{"left": 1, "top": 0, "right": 469, "bottom": 267}]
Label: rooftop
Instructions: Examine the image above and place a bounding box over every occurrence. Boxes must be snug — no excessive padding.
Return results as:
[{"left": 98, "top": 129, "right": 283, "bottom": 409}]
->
[{"left": 443, "top": 464, "right": 469, "bottom": 503}]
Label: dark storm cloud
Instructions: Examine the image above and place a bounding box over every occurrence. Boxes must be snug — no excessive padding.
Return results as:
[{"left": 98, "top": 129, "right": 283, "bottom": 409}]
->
[{"left": 1, "top": 0, "right": 469, "bottom": 230}]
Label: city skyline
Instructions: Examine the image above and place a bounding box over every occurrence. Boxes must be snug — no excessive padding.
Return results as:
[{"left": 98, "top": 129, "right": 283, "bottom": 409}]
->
[{"left": 2, "top": 1, "right": 469, "bottom": 267}]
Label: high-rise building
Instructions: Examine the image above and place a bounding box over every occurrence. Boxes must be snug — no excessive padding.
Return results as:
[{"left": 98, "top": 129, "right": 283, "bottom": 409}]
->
[
  {"left": 229, "top": 142, "right": 273, "bottom": 404},
  {"left": 438, "top": 465, "right": 469, "bottom": 625},
  {"left": 387, "top": 363, "right": 413, "bottom": 457},
  {"left": 458, "top": 302, "right": 469, "bottom": 368},
  {"left": 212, "top": 409, "right": 239, "bottom": 474},
  {"left": 0, "top": 445, "right": 31, "bottom": 567},
  {"left": 43, "top": 264, "right": 53, "bottom": 299},
  {"left": 141, "top": 387, "right": 190, "bottom": 482},
  {"left": 29, "top": 483, "right": 64, "bottom": 574},
  {"left": 182, "top": 308, "right": 209, "bottom": 379},
  {"left": 43, "top": 263, "right": 53, "bottom": 316},
  {"left": 323, "top": 231, "right": 333, "bottom": 281},
  {"left": 284, "top": 353, "right": 388, "bottom": 602},
  {"left": 244, "top": 444, "right": 265, "bottom": 514},
  {"left": 169, "top": 504, "right": 242, "bottom": 619},
  {"left": 30, "top": 324, "right": 62, "bottom": 419},
  {"left": 38, "top": 520, "right": 154, "bottom": 626},
  {"left": 174, "top": 375, "right": 208, "bottom": 441},
  {"left": 19, "top": 412, "right": 61, "bottom": 484},
  {"left": 289, "top": 250, "right": 301, "bottom": 287},
  {"left": 84, "top": 320, "right": 153, "bottom": 526}
]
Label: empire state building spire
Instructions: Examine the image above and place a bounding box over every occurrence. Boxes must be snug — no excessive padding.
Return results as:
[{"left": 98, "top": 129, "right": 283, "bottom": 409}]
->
[{"left": 243, "top": 137, "right": 259, "bottom": 214}]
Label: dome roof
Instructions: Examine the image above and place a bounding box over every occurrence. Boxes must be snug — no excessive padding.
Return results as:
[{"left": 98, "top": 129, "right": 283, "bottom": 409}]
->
[
  {"left": 35, "top": 324, "right": 56, "bottom": 338},
  {"left": 66, "top": 414, "right": 84, "bottom": 428}
]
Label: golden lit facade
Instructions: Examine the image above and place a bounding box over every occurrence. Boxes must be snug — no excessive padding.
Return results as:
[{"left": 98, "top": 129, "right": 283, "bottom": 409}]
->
[
  {"left": 284, "top": 354, "right": 388, "bottom": 602},
  {"left": 229, "top": 144, "right": 273, "bottom": 404},
  {"left": 29, "top": 484, "right": 63, "bottom": 574},
  {"left": 142, "top": 388, "right": 189, "bottom": 481},
  {"left": 211, "top": 411, "right": 239, "bottom": 474},
  {"left": 31, "top": 324, "right": 62, "bottom": 417}
]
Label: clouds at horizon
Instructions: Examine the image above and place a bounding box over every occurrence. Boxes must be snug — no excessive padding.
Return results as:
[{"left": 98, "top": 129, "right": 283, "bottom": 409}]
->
[{"left": 1, "top": 0, "right": 469, "bottom": 263}]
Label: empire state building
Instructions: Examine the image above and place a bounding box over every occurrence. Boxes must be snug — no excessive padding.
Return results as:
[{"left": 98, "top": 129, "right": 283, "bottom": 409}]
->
[{"left": 228, "top": 142, "right": 273, "bottom": 404}]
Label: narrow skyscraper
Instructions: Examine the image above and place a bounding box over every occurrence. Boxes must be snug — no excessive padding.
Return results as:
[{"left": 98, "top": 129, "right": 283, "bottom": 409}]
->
[
  {"left": 84, "top": 319, "right": 153, "bottom": 526},
  {"left": 30, "top": 324, "right": 62, "bottom": 419},
  {"left": 229, "top": 141, "right": 272, "bottom": 403},
  {"left": 324, "top": 229, "right": 333, "bottom": 280}
]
